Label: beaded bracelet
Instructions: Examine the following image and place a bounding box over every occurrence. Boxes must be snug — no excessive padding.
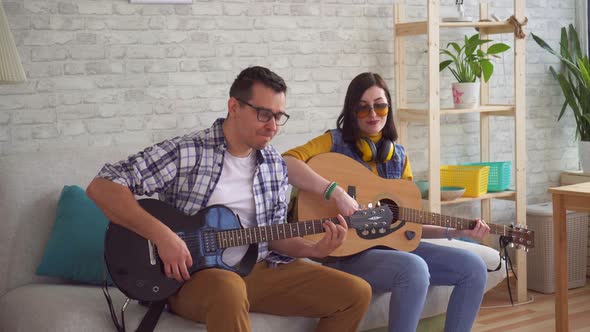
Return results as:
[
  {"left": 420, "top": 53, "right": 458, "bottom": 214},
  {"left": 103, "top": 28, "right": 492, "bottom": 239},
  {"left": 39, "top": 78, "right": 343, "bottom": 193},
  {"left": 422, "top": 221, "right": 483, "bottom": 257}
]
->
[{"left": 323, "top": 181, "right": 338, "bottom": 200}]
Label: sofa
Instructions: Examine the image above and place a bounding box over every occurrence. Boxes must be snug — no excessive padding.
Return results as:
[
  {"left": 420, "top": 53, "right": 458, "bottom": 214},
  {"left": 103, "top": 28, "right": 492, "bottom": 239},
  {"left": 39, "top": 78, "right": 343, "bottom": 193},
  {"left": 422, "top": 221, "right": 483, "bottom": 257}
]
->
[{"left": 0, "top": 145, "right": 506, "bottom": 332}]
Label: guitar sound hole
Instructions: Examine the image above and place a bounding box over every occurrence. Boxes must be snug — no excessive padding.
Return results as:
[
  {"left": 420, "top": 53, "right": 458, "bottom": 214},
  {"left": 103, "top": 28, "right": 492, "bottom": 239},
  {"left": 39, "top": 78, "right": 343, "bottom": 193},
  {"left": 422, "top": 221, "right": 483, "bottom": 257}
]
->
[{"left": 379, "top": 199, "right": 399, "bottom": 221}]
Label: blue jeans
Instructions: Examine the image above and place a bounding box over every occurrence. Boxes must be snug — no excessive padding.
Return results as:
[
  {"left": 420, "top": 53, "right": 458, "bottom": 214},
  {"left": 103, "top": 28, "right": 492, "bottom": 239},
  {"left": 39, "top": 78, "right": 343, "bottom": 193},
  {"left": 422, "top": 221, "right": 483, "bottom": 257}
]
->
[{"left": 325, "top": 241, "right": 487, "bottom": 332}]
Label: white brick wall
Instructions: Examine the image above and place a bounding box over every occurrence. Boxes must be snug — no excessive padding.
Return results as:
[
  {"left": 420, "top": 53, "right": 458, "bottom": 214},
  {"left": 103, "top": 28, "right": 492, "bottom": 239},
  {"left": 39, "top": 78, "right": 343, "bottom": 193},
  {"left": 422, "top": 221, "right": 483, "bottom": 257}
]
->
[{"left": 0, "top": 0, "right": 581, "bottom": 224}]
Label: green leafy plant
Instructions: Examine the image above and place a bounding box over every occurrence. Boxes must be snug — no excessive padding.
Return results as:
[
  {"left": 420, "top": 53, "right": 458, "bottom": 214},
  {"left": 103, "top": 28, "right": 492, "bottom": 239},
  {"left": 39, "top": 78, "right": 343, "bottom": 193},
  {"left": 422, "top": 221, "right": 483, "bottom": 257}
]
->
[
  {"left": 439, "top": 33, "right": 511, "bottom": 83},
  {"left": 532, "top": 25, "right": 590, "bottom": 141}
]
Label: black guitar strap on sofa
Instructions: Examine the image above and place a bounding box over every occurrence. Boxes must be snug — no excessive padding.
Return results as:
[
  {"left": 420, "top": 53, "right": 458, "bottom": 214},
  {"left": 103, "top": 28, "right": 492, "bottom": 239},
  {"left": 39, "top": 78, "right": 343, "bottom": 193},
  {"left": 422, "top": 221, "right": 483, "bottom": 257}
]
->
[
  {"left": 487, "top": 235, "right": 518, "bottom": 305},
  {"left": 135, "top": 301, "right": 167, "bottom": 332}
]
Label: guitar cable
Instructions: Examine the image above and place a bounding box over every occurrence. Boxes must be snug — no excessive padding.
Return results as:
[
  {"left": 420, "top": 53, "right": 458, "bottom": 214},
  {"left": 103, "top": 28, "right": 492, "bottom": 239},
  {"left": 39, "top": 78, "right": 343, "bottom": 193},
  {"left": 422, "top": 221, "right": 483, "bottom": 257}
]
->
[
  {"left": 103, "top": 259, "right": 129, "bottom": 332},
  {"left": 486, "top": 235, "right": 518, "bottom": 306}
]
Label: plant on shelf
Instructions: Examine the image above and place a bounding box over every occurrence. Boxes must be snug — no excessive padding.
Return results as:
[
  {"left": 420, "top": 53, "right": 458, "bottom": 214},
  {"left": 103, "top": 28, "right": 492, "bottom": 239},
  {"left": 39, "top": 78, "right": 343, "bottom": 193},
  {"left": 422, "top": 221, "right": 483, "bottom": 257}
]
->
[
  {"left": 531, "top": 24, "right": 590, "bottom": 172},
  {"left": 439, "top": 33, "right": 510, "bottom": 109}
]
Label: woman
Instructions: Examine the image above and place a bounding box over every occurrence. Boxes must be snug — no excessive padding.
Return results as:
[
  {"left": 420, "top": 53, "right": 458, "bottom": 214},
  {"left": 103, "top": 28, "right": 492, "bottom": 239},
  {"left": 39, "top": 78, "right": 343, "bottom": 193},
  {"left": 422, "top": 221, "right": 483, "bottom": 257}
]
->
[{"left": 282, "top": 72, "right": 490, "bottom": 332}]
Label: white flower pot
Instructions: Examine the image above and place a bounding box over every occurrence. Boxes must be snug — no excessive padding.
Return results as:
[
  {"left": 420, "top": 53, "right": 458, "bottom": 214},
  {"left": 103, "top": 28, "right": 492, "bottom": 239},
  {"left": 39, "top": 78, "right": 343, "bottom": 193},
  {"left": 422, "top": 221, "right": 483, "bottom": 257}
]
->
[
  {"left": 580, "top": 140, "right": 590, "bottom": 173},
  {"left": 452, "top": 82, "right": 480, "bottom": 109}
]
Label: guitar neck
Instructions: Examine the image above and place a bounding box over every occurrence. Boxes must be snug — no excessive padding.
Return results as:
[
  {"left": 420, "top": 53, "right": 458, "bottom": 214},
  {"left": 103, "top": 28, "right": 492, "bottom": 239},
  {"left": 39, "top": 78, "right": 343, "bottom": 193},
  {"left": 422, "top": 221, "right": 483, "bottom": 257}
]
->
[
  {"left": 398, "top": 206, "right": 508, "bottom": 236},
  {"left": 216, "top": 216, "right": 345, "bottom": 248}
]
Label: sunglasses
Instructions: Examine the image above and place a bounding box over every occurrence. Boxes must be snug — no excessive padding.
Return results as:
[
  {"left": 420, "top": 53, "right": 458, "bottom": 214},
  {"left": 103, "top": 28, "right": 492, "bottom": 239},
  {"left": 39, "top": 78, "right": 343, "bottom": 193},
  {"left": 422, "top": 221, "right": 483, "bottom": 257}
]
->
[{"left": 356, "top": 103, "right": 389, "bottom": 119}]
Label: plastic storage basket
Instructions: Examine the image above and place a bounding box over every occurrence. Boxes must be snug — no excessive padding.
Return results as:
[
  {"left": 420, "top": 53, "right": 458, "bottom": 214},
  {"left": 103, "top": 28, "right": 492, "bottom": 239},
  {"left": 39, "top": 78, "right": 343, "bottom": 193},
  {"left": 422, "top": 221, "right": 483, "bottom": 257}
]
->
[
  {"left": 461, "top": 161, "right": 511, "bottom": 192},
  {"left": 527, "top": 202, "right": 589, "bottom": 293},
  {"left": 440, "top": 165, "right": 489, "bottom": 197}
]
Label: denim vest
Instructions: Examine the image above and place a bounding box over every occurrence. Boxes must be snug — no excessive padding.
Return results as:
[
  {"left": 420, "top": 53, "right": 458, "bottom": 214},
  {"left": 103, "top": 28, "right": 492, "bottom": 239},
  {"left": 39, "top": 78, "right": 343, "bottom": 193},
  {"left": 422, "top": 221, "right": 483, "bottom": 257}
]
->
[{"left": 329, "top": 129, "right": 406, "bottom": 179}]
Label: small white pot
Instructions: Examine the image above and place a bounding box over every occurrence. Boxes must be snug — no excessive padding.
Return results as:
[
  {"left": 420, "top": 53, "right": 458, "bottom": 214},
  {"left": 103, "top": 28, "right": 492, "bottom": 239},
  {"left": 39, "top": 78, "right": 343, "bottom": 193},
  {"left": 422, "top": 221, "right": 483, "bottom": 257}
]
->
[
  {"left": 452, "top": 82, "right": 480, "bottom": 109},
  {"left": 580, "top": 140, "right": 590, "bottom": 173}
]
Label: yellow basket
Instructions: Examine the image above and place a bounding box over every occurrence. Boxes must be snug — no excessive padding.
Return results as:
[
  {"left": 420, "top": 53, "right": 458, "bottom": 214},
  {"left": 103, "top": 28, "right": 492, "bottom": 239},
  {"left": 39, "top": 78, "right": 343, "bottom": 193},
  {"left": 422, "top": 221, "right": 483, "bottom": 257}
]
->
[{"left": 440, "top": 165, "right": 490, "bottom": 197}]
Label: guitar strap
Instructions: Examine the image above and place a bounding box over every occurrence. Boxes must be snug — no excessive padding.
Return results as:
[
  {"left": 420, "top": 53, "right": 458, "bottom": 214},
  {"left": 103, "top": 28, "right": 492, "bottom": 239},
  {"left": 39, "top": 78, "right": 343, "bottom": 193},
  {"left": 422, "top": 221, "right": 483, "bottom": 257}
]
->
[{"left": 135, "top": 301, "right": 167, "bottom": 332}]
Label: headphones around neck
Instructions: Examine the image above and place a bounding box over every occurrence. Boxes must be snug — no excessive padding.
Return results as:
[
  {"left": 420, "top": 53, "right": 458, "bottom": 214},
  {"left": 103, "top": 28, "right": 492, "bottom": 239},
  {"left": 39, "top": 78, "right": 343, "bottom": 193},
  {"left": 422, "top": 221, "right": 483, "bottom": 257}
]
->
[{"left": 356, "top": 137, "right": 394, "bottom": 163}]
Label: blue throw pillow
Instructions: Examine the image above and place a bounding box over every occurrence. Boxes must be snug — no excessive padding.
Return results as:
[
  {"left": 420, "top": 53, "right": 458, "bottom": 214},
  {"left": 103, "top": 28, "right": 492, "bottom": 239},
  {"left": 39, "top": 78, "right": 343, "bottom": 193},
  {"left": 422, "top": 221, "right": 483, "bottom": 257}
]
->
[{"left": 36, "top": 185, "right": 112, "bottom": 285}]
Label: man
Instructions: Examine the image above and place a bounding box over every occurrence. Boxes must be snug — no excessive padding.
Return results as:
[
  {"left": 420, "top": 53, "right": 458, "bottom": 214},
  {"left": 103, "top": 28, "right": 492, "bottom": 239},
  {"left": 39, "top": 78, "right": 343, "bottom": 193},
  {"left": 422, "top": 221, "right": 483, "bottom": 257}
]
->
[{"left": 86, "top": 66, "right": 371, "bottom": 332}]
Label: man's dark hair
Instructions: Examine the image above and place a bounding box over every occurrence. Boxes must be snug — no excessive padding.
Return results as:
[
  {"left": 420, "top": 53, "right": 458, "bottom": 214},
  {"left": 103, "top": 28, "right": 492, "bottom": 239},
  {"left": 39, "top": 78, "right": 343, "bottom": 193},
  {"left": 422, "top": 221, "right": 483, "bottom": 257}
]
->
[
  {"left": 336, "top": 72, "right": 398, "bottom": 146},
  {"left": 229, "top": 66, "right": 287, "bottom": 101}
]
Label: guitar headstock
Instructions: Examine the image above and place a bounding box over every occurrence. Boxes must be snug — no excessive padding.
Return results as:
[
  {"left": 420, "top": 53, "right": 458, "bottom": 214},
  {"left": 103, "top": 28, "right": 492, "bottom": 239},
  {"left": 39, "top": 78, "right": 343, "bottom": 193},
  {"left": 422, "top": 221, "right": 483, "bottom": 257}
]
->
[{"left": 506, "top": 224, "right": 535, "bottom": 250}]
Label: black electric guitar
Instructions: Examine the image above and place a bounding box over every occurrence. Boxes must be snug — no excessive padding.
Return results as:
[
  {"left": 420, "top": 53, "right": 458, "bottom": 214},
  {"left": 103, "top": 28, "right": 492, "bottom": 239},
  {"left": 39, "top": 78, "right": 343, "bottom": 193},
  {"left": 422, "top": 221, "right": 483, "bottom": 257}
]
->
[{"left": 104, "top": 199, "right": 393, "bottom": 302}]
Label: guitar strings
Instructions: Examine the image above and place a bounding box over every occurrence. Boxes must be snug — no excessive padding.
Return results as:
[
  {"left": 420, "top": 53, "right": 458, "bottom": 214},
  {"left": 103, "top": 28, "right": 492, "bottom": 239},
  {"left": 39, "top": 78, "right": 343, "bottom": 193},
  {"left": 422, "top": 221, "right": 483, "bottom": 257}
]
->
[{"left": 153, "top": 204, "right": 528, "bottom": 255}]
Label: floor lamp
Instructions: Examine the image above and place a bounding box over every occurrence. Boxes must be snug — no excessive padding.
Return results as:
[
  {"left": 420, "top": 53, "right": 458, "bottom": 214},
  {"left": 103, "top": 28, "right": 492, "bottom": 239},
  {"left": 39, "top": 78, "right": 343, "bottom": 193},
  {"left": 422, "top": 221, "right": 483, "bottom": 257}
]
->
[{"left": 0, "top": 0, "right": 26, "bottom": 84}]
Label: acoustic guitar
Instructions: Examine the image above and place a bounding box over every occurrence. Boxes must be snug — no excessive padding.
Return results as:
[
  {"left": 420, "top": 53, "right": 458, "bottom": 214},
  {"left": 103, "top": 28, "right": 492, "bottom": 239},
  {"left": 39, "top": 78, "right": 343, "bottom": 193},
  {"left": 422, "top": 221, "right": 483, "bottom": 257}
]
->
[{"left": 296, "top": 153, "right": 534, "bottom": 257}]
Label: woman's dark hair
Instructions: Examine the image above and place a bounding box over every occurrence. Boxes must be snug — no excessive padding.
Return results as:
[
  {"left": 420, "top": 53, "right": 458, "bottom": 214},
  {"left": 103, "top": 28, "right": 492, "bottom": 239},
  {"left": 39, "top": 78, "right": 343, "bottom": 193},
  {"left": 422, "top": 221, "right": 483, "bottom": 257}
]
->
[
  {"left": 336, "top": 72, "right": 398, "bottom": 146},
  {"left": 229, "top": 66, "right": 287, "bottom": 101}
]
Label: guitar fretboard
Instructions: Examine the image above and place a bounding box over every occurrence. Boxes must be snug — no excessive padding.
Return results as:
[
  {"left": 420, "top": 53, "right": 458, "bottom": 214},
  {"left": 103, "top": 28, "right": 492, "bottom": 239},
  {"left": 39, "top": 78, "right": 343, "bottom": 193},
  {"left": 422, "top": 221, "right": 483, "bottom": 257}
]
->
[
  {"left": 397, "top": 206, "right": 508, "bottom": 236},
  {"left": 215, "top": 217, "right": 348, "bottom": 248}
]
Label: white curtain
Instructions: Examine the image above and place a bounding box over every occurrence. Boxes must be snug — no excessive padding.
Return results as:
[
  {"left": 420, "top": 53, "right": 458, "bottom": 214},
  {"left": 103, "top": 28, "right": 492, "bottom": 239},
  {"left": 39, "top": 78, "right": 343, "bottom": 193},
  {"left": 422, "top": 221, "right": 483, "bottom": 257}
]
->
[{"left": 575, "top": 0, "right": 588, "bottom": 55}]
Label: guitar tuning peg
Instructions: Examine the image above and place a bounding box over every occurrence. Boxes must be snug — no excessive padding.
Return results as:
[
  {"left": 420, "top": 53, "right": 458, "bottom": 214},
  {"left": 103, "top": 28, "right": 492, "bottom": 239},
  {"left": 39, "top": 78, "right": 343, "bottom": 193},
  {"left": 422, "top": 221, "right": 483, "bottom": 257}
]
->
[
  {"left": 367, "top": 203, "right": 373, "bottom": 208},
  {"left": 376, "top": 201, "right": 381, "bottom": 207}
]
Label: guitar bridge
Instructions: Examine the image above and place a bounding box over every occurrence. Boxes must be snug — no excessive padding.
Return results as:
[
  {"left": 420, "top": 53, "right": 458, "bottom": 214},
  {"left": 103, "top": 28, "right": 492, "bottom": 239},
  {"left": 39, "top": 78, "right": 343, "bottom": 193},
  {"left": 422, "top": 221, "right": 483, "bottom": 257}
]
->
[{"left": 148, "top": 240, "right": 156, "bottom": 266}]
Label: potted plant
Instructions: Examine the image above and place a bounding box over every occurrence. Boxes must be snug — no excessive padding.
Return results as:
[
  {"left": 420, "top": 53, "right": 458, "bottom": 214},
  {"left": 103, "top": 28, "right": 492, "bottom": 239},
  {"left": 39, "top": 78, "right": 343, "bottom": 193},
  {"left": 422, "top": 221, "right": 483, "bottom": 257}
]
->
[
  {"left": 439, "top": 33, "right": 510, "bottom": 108},
  {"left": 532, "top": 25, "right": 590, "bottom": 172}
]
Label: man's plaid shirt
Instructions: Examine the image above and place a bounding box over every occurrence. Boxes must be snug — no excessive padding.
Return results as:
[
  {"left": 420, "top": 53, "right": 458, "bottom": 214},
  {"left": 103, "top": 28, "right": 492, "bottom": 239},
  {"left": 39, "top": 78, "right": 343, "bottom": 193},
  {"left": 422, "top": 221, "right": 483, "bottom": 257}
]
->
[{"left": 97, "top": 118, "right": 294, "bottom": 265}]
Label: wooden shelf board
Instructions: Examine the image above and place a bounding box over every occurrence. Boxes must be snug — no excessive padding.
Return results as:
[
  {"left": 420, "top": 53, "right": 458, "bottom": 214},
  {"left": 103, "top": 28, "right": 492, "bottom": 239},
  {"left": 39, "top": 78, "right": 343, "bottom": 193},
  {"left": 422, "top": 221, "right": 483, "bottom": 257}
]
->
[
  {"left": 399, "top": 108, "right": 428, "bottom": 123},
  {"left": 442, "top": 104, "right": 515, "bottom": 115},
  {"left": 421, "top": 190, "right": 516, "bottom": 206},
  {"left": 395, "top": 22, "right": 427, "bottom": 36},
  {"left": 398, "top": 105, "right": 515, "bottom": 122},
  {"left": 395, "top": 21, "right": 514, "bottom": 37}
]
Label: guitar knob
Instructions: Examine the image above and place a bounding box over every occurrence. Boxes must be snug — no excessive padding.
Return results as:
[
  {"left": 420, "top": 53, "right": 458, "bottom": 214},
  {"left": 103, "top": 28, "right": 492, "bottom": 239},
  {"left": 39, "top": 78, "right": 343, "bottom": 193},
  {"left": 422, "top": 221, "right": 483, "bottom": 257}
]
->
[
  {"left": 370, "top": 228, "right": 376, "bottom": 234},
  {"left": 362, "top": 230, "right": 369, "bottom": 236},
  {"left": 378, "top": 228, "right": 386, "bottom": 234},
  {"left": 364, "top": 224, "right": 369, "bottom": 228}
]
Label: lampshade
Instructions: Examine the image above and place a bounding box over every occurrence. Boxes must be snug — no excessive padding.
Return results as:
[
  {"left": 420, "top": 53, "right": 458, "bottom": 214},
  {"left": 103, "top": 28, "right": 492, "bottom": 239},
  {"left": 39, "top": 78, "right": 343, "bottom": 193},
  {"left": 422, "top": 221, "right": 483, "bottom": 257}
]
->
[{"left": 0, "top": 0, "right": 26, "bottom": 84}]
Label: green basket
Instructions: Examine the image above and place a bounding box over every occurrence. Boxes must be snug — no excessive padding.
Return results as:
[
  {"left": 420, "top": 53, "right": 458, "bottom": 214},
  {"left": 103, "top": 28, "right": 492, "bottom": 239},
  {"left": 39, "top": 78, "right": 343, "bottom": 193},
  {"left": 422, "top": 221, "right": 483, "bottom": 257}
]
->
[{"left": 461, "top": 161, "right": 511, "bottom": 192}]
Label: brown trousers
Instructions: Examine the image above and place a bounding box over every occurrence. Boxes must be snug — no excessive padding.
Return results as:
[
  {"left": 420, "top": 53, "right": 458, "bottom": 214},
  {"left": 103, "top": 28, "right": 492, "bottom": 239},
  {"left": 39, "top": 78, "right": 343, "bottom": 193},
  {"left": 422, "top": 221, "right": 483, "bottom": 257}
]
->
[{"left": 168, "top": 259, "right": 371, "bottom": 332}]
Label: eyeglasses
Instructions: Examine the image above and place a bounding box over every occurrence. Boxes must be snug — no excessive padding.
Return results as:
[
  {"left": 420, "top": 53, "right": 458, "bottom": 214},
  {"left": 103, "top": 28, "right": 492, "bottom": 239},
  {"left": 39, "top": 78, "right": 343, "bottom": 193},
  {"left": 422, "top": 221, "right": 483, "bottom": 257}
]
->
[
  {"left": 356, "top": 103, "right": 389, "bottom": 119},
  {"left": 236, "top": 98, "right": 290, "bottom": 126}
]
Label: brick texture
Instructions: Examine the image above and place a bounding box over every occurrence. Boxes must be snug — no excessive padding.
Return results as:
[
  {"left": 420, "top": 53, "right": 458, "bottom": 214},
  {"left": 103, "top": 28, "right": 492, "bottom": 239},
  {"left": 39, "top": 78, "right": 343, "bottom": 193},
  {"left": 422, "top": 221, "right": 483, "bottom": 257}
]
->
[{"left": 0, "top": 0, "right": 580, "bottom": 223}]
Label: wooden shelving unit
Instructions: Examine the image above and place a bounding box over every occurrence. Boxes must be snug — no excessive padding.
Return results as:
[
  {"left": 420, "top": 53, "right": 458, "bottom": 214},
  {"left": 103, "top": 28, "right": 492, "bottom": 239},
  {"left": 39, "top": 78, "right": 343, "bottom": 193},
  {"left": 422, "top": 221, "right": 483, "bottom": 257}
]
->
[{"left": 393, "top": 1, "right": 528, "bottom": 303}]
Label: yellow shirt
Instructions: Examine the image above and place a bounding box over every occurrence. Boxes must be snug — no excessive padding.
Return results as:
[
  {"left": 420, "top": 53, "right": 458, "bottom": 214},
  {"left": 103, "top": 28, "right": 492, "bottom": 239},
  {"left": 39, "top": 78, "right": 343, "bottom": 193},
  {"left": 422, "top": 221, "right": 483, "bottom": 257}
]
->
[{"left": 282, "top": 131, "right": 413, "bottom": 180}]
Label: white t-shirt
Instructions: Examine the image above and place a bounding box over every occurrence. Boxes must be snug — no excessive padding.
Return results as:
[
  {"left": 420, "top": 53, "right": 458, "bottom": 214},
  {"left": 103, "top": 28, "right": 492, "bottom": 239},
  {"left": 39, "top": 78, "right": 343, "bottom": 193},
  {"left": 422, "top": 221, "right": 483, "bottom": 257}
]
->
[{"left": 206, "top": 151, "right": 257, "bottom": 266}]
